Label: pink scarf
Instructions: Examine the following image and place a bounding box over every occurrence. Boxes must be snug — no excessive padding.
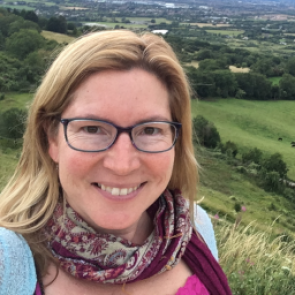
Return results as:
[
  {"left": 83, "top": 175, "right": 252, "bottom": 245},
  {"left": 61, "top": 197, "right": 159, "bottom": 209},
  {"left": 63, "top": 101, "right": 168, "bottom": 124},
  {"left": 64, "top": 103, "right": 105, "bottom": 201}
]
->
[
  {"left": 44, "top": 189, "right": 232, "bottom": 294},
  {"left": 44, "top": 189, "right": 191, "bottom": 284}
]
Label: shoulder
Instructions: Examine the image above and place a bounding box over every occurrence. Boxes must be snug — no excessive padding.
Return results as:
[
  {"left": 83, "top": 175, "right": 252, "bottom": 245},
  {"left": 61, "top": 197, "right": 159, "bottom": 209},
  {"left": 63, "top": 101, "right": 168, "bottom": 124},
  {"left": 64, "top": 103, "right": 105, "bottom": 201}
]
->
[
  {"left": 0, "top": 227, "right": 37, "bottom": 295},
  {"left": 193, "top": 204, "right": 219, "bottom": 261}
]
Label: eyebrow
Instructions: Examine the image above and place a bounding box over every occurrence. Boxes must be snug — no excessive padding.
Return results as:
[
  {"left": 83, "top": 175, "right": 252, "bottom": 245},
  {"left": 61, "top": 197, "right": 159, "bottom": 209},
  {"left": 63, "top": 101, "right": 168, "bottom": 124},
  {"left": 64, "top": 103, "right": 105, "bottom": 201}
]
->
[{"left": 67, "top": 114, "right": 172, "bottom": 124}]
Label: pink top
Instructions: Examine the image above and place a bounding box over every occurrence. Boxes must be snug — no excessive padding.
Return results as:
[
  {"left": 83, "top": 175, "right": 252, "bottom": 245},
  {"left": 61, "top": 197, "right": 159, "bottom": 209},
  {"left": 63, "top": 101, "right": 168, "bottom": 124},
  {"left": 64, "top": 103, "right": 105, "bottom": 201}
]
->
[
  {"left": 176, "top": 275, "right": 210, "bottom": 295},
  {"left": 36, "top": 274, "right": 209, "bottom": 295}
]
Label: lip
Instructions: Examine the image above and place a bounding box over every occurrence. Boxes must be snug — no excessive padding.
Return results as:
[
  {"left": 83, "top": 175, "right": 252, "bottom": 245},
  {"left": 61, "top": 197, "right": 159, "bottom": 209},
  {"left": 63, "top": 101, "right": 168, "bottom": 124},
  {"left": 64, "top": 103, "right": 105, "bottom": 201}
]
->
[{"left": 92, "top": 182, "right": 145, "bottom": 202}]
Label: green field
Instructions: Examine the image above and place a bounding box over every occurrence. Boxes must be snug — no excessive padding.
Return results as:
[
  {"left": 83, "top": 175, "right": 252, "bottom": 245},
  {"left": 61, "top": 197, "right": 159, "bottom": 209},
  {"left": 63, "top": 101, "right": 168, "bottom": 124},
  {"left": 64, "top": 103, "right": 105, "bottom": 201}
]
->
[
  {"left": 206, "top": 30, "right": 244, "bottom": 36},
  {"left": 268, "top": 76, "right": 282, "bottom": 85},
  {"left": 192, "top": 99, "right": 295, "bottom": 179},
  {"left": 0, "top": 4, "right": 34, "bottom": 10},
  {"left": 41, "top": 30, "right": 75, "bottom": 44},
  {"left": 0, "top": 92, "right": 33, "bottom": 112},
  {"left": 197, "top": 148, "right": 295, "bottom": 235},
  {"left": 82, "top": 17, "right": 171, "bottom": 30}
]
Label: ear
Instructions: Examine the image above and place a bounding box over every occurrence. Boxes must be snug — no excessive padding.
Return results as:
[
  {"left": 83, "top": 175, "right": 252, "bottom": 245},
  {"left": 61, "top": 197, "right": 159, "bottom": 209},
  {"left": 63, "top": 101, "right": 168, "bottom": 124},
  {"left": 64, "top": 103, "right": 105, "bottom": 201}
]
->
[{"left": 47, "top": 131, "right": 60, "bottom": 164}]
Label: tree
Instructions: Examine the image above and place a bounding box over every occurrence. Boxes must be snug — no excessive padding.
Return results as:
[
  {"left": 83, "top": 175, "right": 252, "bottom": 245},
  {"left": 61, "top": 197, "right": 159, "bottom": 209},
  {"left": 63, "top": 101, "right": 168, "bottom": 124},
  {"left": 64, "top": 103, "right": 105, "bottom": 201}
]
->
[
  {"left": 211, "top": 70, "right": 237, "bottom": 97},
  {"left": 192, "top": 115, "right": 220, "bottom": 148},
  {"left": 8, "top": 19, "right": 40, "bottom": 36},
  {"left": 46, "top": 16, "right": 67, "bottom": 34},
  {"left": 286, "top": 57, "right": 295, "bottom": 76},
  {"left": 251, "top": 58, "right": 273, "bottom": 77},
  {"left": 5, "top": 29, "right": 44, "bottom": 59},
  {"left": 235, "top": 72, "right": 272, "bottom": 100},
  {"left": 196, "top": 49, "right": 213, "bottom": 61},
  {"left": 279, "top": 74, "right": 295, "bottom": 100},
  {"left": 221, "top": 141, "right": 238, "bottom": 158},
  {"left": 0, "top": 108, "right": 27, "bottom": 139},
  {"left": 262, "top": 152, "right": 288, "bottom": 178},
  {"left": 271, "top": 85, "right": 280, "bottom": 100},
  {"left": 0, "top": 14, "right": 20, "bottom": 36},
  {"left": 242, "top": 147, "right": 262, "bottom": 164},
  {"left": 24, "top": 10, "right": 38, "bottom": 24},
  {"left": 198, "top": 59, "right": 227, "bottom": 71}
]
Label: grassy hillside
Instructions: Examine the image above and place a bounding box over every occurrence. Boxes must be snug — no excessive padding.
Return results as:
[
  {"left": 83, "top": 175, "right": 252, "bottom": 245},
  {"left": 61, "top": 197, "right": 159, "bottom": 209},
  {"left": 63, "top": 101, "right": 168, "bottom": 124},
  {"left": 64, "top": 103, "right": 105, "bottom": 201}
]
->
[
  {"left": 191, "top": 99, "right": 295, "bottom": 180},
  {"left": 0, "top": 93, "right": 33, "bottom": 190},
  {"left": 196, "top": 147, "right": 295, "bottom": 236},
  {"left": 41, "top": 30, "right": 75, "bottom": 44}
]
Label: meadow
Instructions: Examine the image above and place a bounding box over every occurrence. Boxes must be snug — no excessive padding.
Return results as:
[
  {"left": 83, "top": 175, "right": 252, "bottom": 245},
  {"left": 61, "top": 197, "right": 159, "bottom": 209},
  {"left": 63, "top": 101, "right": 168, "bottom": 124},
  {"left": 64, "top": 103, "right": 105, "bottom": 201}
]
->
[
  {"left": 41, "top": 30, "right": 75, "bottom": 44},
  {"left": 192, "top": 99, "right": 295, "bottom": 179},
  {"left": 216, "top": 220, "right": 295, "bottom": 294},
  {"left": 268, "top": 76, "right": 282, "bottom": 85},
  {"left": 205, "top": 30, "right": 244, "bottom": 36},
  {"left": 82, "top": 17, "right": 171, "bottom": 30}
]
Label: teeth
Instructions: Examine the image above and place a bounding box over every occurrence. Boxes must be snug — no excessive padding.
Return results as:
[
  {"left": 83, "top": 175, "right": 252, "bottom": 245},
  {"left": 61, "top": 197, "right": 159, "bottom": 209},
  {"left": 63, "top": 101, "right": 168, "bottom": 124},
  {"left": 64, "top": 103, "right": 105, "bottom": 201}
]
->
[
  {"left": 98, "top": 184, "right": 140, "bottom": 196},
  {"left": 120, "top": 188, "right": 128, "bottom": 196},
  {"left": 111, "top": 188, "right": 120, "bottom": 196}
]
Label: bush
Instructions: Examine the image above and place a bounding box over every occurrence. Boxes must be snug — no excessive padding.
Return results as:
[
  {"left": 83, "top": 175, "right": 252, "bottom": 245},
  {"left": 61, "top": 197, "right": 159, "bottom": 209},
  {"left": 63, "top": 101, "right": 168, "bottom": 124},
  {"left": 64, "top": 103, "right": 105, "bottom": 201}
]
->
[
  {"left": 192, "top": 115, "right": 221, "bottom": 148},
  {"left": 0, "top": 93, "right": 4, "bottom": 100},
  {"left": 262, "top": 152, "right": 288, "bottom": 178},
  {"left": 220, "top": 141, "right": 238, "bottom": 158},
  {"left": 234, "top": 203, "right": 241, "bottom": 212},
  {"left": 0, "top": 108, "right": 27, "bottom": 139},
  {"left": 242, "top": 147, "right": 262, "bottom": 165}
]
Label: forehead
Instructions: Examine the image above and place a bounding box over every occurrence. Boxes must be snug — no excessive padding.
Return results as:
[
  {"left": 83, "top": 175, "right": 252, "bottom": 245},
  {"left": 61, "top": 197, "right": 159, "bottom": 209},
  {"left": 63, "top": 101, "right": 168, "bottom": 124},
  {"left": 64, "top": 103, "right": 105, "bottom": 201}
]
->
[{"left": 62, "top": 69, "right": 172, "bottom": 125}]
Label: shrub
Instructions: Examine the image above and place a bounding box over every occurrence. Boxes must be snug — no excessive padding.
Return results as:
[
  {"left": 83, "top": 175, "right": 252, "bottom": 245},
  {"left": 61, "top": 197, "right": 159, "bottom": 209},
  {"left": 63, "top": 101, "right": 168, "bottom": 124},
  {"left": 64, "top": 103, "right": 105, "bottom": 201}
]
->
[
  {"left": 192, "top": 115, "right": 221, "bottom": 148},
  {"left": 262, "top": 152, "right": 288, "bottom": 178},
  {"left": 234, "top": 203, "right": 242, "bottom": 212},
  {"left": 242, "top": 147, "right": 262, "bottom": 165},
  {"left": 0, "top": 108, "right": 27, "bottom": 139},
  {"left": 221, "top": 141, "right": 238, "bottom": 158}
]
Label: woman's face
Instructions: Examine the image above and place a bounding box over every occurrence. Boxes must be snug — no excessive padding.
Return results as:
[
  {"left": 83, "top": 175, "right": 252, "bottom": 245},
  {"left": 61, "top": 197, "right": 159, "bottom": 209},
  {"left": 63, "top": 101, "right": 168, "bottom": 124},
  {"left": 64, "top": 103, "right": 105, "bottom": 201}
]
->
[{"left": 48, "top": 68, "right": 175, "bottom": 239}]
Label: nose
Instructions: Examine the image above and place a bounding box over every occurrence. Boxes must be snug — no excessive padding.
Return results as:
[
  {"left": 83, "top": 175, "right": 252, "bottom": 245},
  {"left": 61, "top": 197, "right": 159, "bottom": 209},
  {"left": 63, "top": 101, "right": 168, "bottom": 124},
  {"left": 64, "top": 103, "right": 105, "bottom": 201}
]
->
[{"left": 102, "top": 132, "right": 141, "bottom": 175}]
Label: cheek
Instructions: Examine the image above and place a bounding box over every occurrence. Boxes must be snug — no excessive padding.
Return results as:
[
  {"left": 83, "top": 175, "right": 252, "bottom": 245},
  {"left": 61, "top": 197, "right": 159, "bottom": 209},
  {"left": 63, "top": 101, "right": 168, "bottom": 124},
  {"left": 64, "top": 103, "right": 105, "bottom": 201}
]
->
[
  {"left": 58, "top": 152, "right": 92, "bottom": 184},
  {"left": 148, "top": 150, "right": 175, "bottom": 183}
]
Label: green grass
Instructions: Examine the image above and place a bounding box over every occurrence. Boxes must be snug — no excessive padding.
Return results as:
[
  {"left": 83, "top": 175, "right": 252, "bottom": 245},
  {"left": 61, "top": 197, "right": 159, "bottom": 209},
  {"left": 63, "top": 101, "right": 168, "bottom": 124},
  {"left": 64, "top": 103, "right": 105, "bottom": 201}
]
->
[
  {"left": 125, "top": 17, "right": 171, "bottom": 24},
  {"left": 83, "top": 22, "right": 147, "bottom": 29},
  {"left": 216, "top": 221, "right": 295, "bottom": 294},
  {"left": 196, "top": 148, "right": 295, "bottom": 236},
  {"left": 0, "top": 92, "right": 33, "bottom": 112},
  {"left": 0, "top": 149, "right": 20, "bottom": 191},
  {"left": 41, "top": 30, "right": 75, "bottom": 44},
  {"left": 206, "top": 30, "right": 244, "bottom": 36},
  {"left": 0, "top": 4, "right": 34, "bottom": 10},
  {"left": 191, "top": 99, "right": 295, "bottom": 180},
  {"left": 268, "top": 76, "right": 282, "bottom": 85}
]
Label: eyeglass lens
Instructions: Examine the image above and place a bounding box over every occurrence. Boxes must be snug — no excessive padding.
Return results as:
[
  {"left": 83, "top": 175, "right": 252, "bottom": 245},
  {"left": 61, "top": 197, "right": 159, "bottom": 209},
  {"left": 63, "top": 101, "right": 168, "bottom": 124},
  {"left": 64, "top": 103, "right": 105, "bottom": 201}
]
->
[{"left": 65, "top": 120, "right": 177, "bottom": 152}]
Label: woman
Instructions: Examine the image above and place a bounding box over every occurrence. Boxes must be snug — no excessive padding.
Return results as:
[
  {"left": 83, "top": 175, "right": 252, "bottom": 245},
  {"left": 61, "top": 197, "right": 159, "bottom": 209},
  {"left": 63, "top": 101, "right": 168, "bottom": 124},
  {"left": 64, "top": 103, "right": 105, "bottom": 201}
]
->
[{"left": 0, "top": 30, "right": 232, "bottom": 295}]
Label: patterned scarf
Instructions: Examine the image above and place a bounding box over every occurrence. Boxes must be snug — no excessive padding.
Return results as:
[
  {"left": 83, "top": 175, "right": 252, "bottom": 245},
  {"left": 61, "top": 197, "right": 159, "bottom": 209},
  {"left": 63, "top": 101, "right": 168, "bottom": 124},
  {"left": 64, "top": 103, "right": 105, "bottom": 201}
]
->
[
  {"left": 44, "top": 189, "right": 232, "bottom": 294},
  {"left": 44, "top": 189, "right": 192, "bottom": 284}
]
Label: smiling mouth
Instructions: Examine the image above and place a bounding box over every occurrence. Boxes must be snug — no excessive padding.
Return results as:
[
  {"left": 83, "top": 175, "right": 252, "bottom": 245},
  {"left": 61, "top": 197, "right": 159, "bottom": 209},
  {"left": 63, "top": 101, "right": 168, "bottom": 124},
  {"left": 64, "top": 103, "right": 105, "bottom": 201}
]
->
[{"left": 92, "top": 183, "right": 145, "bottom": 196}]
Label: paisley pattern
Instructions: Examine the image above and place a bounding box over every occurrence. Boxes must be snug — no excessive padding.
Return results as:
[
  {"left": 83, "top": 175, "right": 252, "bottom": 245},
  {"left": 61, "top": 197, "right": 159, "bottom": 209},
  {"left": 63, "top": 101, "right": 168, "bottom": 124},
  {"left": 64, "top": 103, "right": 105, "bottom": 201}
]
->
[{"left": 44, "top": 189, "right": 192, "bottom": 284}]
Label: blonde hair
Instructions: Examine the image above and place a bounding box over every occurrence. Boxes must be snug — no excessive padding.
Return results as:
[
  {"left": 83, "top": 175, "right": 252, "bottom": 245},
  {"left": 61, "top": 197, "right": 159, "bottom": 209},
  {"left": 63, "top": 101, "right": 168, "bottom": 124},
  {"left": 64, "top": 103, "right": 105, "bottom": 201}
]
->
[{"left": 0, "top": 30, "right": 198, "bottom": 273}]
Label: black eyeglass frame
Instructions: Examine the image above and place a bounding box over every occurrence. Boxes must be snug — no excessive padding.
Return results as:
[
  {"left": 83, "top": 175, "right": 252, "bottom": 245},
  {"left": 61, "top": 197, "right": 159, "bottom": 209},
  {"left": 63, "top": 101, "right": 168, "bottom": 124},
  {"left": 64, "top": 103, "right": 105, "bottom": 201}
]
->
[{"left": 60, "top": 118, "right": 182, "bottom": 153}]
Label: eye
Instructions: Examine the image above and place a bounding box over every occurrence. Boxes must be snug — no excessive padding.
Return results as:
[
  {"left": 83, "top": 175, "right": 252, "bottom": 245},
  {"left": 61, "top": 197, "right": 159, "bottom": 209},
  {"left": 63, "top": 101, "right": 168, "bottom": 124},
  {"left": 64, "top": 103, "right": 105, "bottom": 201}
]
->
[
  {"left": 83, "top": 126, "right": 102, "bottom": 134},
  {"left": 143, "top": 127, "right": 160, "bottom": 136}
]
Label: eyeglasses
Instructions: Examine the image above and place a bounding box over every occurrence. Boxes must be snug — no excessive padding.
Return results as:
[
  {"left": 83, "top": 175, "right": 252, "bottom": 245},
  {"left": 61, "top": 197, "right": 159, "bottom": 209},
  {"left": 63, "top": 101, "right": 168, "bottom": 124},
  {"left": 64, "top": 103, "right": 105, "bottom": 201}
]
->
[{"left": 60, "top": 118, "right": 182, "bottom": 153}]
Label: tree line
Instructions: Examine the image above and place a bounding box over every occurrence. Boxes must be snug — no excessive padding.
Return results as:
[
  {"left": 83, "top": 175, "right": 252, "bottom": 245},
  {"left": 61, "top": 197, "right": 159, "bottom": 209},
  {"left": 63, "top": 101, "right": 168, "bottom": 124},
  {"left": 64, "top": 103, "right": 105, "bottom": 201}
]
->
[{"left": 164, "top": 36, "right": 295, "bottom": 101}]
